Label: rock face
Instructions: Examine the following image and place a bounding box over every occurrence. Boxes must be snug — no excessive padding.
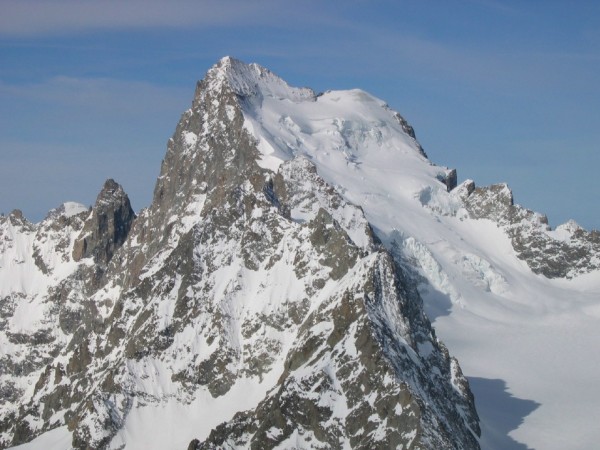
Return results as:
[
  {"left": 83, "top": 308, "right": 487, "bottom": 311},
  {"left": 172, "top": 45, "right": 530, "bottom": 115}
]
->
[
  {"left": 463, "top": 183, "right": 600, "bottom": 278},
  {"left": 0, "top": 57, "right": 482, "bottom": 449},
  {"left": 390, "top": 110, "right": 428, "bottom": 158},
  {"left": 436, "top": 168, "right": 458, "bottom": 192},
  {"left": 72, "top": 179, "right": 135, "bottom": 265},
  {"left": 415, "top": 176, "right": 600, "bottom": 279},
  {"left": 3, "top": 56, "right": 596, "bottom": 449}
]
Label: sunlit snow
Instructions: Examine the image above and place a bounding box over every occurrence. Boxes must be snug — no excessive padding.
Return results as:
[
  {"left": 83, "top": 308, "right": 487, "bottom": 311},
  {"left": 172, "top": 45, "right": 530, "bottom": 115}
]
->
[
  {"left": 225, "top": 58, "right": 600, "bottom": 450},
  {"left": 5, "top": 57, "right": 600, "bottom": 450}
]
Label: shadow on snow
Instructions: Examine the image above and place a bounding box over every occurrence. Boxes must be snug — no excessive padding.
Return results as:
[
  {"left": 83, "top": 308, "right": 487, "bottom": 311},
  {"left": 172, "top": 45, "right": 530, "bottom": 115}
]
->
[
  {"left": 468, "top": 377, "right": 541, "bottom": 450},
  {"left": 419, "top": 286, "right": 453, "bottom": 322}
]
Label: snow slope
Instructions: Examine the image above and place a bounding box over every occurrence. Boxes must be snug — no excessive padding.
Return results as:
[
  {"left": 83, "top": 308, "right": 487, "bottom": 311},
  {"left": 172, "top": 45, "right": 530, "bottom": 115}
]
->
[
  {"left": 4, "top": 57, "right": 600, "bottom": 449},
  {"left": 221, "top": 56, "right": 600, "bottom": 449}
]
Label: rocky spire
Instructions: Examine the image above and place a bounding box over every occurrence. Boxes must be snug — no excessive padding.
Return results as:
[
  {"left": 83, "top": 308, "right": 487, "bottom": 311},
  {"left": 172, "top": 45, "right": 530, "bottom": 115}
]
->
[{"left": 72, "top": 179, "right": 135, "bottom": 265}]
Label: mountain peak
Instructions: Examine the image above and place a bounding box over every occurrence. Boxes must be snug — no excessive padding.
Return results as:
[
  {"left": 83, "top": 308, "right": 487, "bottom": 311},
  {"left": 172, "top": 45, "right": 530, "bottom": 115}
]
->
[
  {"left": 99, "top": 177, "right": 123, "bottom": 197},
  {"left": 204, "top": 56, "right": 315, "bottom": 101},
  {"left": 72, "top": 179, "right": 135, "bottom": 265},
  {"left": 6, "top": 57, "right": 600, "bottom": 450}
]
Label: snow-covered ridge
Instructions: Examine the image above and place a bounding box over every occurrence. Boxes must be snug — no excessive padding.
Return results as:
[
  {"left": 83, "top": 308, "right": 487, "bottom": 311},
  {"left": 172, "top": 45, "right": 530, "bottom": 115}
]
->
[
  {"left": 217, "top": 54, "right": 600, "bottom": 279},
  {"left": 206, "top": 56, "right": 315, "bottom": 102},
  {"left": 546, "top": 218, "right": 582, "bottom": 242},
  {"left": 208, "top": 58, "right": 600, "bottom": 449},
  {"left": 45, "top": 201, "right": 88, "bottom": 220},
  {"left": 239, "top": 77, "right": 436, "bottom": 186},
  {"left": 2, "top": 57, "right": 482, "bottom": 450},
  {"left": 3, "top": 57, "right": 600, "bottom": 450}
]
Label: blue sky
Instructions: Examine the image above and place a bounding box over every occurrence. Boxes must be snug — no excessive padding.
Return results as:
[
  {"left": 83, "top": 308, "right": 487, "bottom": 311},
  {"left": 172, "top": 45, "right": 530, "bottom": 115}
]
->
[{"left": 1, "top": 0, "right": 599, "bottom": 229}]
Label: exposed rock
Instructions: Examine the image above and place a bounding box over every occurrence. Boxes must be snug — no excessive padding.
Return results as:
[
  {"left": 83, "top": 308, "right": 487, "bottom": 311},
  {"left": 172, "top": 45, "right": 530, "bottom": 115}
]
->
[
  {"left": 452, "top": 179, "right": 476, "bottom": 201},
  {"left": 198, "top": 252, "right": 479, "bottom": 449},
  {"left": 0, "top": 57, "right": 484, "bottom": 450},
  {"left": 436, "top": 168, "right": 458, "bottom": 192},
  {"left": 391, "top": 110, "right": 428, "bottom": 157},
  {"left": 188, "top": 439, "right": 201, "bottom": 450},
  {"left": 463, "top": 183, "right": 600, "bottom": 278},
  {"left": 72, "top": 179, "right": 135, "bottom": 265}
]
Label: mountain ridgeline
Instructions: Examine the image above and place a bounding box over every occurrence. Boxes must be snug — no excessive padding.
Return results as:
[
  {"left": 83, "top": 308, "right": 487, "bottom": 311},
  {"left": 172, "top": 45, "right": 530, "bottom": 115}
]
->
[{"left": 1, "top": 57, "right": 598, "bottom": 450}]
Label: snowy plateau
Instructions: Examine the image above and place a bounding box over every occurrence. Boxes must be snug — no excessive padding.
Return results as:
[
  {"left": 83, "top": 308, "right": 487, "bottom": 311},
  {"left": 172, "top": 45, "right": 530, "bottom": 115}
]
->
[{"left": 1, "top": 57, "right": 600, "bottom": 450}]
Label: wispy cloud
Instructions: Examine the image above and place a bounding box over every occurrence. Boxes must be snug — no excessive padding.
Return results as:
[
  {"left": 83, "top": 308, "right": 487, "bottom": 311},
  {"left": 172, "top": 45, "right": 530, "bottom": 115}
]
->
[
  {"left": 0, "top": 0, "right": 306, "bottom": 37},
  {"left": 0, "top": 76, "right": 189, "bottom": 115}
]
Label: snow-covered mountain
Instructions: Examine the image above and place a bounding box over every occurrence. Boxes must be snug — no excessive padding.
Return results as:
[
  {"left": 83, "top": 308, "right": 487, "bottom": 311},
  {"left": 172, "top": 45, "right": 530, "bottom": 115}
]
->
[{"left": 1, "top": 57, "right": 599, "bottom": 450}]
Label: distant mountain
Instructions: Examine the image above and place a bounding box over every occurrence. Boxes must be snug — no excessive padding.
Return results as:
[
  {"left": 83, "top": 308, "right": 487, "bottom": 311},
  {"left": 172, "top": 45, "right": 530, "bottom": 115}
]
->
[{"left": 2, "top": 57, "right": 599, "bottom": 450}]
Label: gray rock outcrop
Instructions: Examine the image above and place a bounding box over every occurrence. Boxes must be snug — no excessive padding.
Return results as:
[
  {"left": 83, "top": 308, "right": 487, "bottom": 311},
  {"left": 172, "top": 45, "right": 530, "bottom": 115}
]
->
[
  {"left": 0, "top": 57, "right": 480, "bottom": 450},
  {"left": 463, "top": 183, "right": 600, "bottom": 278},
  {"left": 72, "top": 179, "right": 135, "bottom": 265}
]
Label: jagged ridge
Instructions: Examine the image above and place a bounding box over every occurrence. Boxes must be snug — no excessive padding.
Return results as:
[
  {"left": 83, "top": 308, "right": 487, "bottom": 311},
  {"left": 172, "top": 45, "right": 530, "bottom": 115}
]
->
[
  {"left": 2, "top": 56, "right": 599, "bottom": 450},
  {"left": 0, "top": 57, "right": 480, "bottom": 449}
]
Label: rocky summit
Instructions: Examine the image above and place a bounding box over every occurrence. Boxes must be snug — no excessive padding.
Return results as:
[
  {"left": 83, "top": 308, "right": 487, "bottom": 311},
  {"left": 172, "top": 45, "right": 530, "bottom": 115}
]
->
[{"left": 1, "top": 57, "right": 599, "bottom": 450}]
